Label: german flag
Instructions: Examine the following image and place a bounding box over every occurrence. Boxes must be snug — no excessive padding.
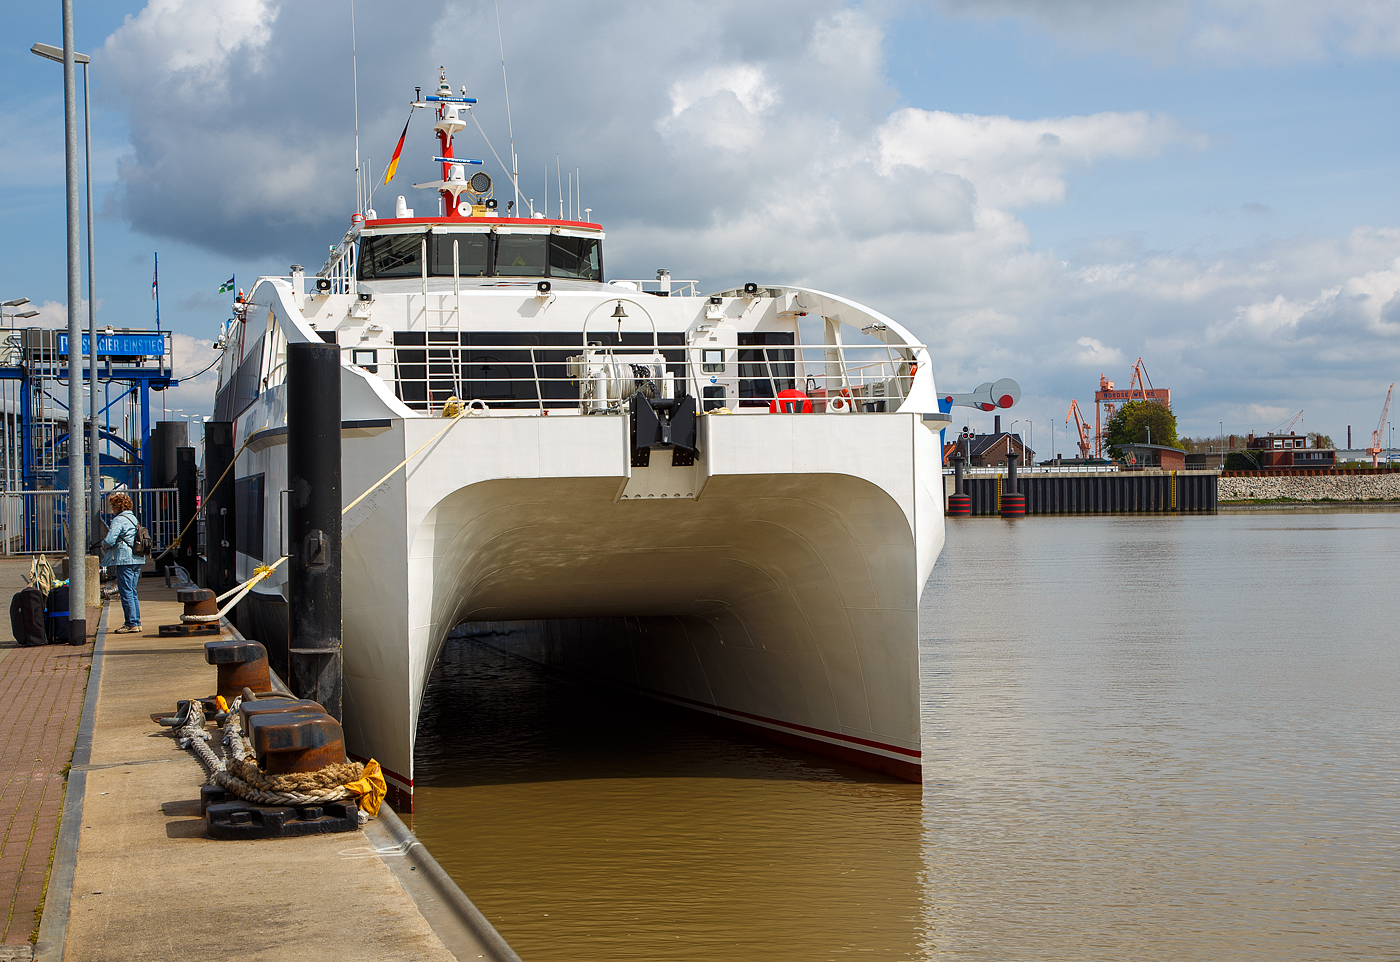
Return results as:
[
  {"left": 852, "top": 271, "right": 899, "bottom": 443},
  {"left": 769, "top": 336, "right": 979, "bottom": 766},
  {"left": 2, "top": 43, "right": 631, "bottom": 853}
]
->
[{"left": 380, "top": 111, "right": 412, "bottom": 187}]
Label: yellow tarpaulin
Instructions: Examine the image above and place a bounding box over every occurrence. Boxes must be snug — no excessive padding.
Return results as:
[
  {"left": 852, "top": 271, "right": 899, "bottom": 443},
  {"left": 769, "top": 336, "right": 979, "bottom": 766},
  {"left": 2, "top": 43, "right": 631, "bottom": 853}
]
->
[{"left": 344, "top": 759, "right": 387, "bottom": 816}]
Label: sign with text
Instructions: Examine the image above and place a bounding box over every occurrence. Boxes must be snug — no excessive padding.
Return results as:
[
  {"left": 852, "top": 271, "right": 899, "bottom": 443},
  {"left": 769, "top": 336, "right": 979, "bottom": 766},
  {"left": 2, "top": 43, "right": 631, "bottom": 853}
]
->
[{"left": 56, "top": 333, "right": 169, "bottom": 358}]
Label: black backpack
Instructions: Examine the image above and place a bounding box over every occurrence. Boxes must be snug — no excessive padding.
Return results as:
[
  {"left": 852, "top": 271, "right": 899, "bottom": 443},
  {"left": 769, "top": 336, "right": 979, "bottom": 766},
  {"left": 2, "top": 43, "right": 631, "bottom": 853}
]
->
[{"left": 11, "top": 586, "right": 48, "bottom": 647}]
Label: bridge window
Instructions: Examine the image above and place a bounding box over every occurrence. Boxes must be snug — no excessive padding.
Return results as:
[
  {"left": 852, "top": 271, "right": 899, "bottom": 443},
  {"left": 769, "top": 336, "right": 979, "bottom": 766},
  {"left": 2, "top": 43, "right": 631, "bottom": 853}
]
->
[
  {"left": 548, "top": 236, "right": 602, "bottom": 281},
  {"left": 358, "top": 234, "right": 424, "bottom": 279},
  {"left": 495, "top": 234, "right": 547, "bottom": 277},
  {"left": 430, "top": 234, "right": 490, "bottom": 277}
]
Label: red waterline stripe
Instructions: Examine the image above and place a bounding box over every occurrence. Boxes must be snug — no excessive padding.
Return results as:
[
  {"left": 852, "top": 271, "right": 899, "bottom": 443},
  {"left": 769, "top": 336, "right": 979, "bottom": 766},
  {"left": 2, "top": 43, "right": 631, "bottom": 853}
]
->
[
  {"left": 348, "top": 751, "right": 412, "bottom": 788},
  {"left": 639, "top": 686, "right": 922, "bottom": 759}
]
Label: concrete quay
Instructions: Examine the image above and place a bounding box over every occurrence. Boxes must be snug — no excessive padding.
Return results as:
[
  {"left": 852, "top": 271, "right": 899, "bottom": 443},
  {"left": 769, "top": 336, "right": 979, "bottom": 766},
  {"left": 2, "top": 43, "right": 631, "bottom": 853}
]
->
[{"left": 1, "top": 560, "right": 518, "bottom": 962}]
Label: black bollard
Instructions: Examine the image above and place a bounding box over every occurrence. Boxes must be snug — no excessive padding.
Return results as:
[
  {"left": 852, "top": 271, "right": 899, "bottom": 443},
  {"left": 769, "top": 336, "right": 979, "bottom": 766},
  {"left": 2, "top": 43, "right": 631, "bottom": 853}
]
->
[
  {"left": 287, "top": 341, "right": 343, "bottom": 722},
  {"left": 175, "top": 447, "right": 198, "bottom": 574},
  {"left": 203, "top": 421, "right": 236, "bottom": 596},
  {"left": 1005, "top": 447, "right": 1017, "bottom": 494},
  {"left": 953, "top": 453, "right": 965, "bottom": 496}
]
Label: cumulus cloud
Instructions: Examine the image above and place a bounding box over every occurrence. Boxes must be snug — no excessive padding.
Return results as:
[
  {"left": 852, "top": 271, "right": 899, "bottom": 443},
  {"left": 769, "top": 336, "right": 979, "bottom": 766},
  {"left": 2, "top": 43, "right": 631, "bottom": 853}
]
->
[
  {"left": 1075, "top": 336, "right": 1124, "bottom": 367},
  {"left": 936, "top": 0, "right": 1400, "bottom": 64},
  {"left": 164, "top": 332, "right": 221, "bottom": 416}
]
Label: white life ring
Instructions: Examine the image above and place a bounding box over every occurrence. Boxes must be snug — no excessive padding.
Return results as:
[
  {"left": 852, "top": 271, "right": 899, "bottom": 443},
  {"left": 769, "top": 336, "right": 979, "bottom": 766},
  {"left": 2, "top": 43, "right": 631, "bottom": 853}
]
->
[{"left": 827, "top": 395, "right": 853, "bottom": 414}]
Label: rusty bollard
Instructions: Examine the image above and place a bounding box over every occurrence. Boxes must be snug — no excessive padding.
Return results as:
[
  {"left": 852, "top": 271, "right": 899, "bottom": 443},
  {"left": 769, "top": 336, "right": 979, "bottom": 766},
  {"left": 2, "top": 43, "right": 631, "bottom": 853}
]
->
[
  {"left": 239, "top": 698, "right": 327, "bottom": 733},
  {"left": 159, "top": 588, "right": 223, "bottom": 637},
  {"left": 204, "top": 639, "right": 271, "bottom": 705},
  {"left": 246, "top": 711, "right": 346, "bottom": 774}
]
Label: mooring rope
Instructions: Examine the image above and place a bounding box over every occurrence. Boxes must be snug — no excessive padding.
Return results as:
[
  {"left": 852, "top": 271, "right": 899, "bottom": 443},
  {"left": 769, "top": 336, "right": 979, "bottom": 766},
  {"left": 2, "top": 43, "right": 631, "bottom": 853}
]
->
[
  {"left": 340, "top": 396, "right": 475, "bottom": 518},
  {"left": 183, "top": 401, "right": 473, "bottom": 625},
  {"left": 168, "top": 696, "right": 375, "bottom": 822}
]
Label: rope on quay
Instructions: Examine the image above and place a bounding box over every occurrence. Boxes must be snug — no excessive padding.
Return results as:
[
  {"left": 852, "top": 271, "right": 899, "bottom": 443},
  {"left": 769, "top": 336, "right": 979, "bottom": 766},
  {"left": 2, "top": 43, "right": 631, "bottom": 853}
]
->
[
  {"left": 167, "top": 697, "right": 385, "bottom": 820},
  {"left": 180, "top": 558, "right": 289, "bottom": 623}
]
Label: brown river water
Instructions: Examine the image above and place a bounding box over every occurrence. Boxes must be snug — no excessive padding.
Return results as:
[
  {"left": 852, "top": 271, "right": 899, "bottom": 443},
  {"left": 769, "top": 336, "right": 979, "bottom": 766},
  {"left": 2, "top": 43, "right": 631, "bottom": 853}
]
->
[{"left": 411, "top": 509, "right": 1400, "bottom": 961}]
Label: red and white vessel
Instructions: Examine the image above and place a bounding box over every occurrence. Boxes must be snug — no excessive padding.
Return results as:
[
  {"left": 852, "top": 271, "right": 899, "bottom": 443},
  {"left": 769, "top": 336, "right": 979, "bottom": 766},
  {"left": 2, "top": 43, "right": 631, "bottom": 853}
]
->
[{"left": 213, "top": 70, "right": 948, "bottom": 809}]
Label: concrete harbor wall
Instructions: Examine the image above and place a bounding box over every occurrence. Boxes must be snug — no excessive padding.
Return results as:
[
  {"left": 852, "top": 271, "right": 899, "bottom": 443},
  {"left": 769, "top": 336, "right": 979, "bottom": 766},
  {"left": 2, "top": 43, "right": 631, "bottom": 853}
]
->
[{"left": 1219, "top": 473, "right": 1400, "bottom": 501}]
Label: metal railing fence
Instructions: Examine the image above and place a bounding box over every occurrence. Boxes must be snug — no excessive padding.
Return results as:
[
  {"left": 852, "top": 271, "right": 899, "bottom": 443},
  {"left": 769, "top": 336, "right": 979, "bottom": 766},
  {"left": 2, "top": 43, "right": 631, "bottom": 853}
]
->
[{"left": 1, "top": 487, "right": 180, "bottom": 557}]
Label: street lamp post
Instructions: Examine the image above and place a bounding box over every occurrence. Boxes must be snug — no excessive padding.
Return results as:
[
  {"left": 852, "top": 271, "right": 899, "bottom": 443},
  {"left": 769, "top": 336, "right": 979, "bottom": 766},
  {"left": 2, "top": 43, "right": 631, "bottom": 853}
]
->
[
  {"left": 1, "top": 298, "right": 41, "bottom": 329},
  {"left": 32, "top": 39, "right": 100, "bottom": 542},
  {"left": 32, "top": 1, "right": 87, "bottom": 642}
]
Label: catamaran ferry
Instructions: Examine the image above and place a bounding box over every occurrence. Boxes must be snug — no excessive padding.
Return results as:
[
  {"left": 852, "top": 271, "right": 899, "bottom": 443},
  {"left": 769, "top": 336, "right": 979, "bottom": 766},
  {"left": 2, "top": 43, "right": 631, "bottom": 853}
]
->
[{"left": 212, "top": 70, "right": 948, "bottom": 808}]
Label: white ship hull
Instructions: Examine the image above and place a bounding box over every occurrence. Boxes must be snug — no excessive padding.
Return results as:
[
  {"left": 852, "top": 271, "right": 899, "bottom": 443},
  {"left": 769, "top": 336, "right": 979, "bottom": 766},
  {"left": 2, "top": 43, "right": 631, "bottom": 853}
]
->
[{"left": 218, "top": 224, "right": 946, "bottom": 809}]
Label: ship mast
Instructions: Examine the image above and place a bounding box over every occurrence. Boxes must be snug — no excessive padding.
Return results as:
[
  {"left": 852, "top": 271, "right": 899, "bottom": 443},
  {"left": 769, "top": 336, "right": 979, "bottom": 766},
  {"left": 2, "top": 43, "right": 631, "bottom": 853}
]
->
[{"left": 412, "top": 67, "right": 480, "bottom": 219}]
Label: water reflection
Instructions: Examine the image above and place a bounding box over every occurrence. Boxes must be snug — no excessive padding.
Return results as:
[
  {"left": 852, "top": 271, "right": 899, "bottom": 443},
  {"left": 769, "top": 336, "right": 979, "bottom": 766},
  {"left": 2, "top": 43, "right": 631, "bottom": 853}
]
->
[
  {"left": 919, "top": 512, "right": 1400, "bottom": 961},
  {"left": 413, "top": 511, "right": 1400, "bottom": 961},
  {"left": 414, "top": 642, "right": 924, "bottom": 961}
]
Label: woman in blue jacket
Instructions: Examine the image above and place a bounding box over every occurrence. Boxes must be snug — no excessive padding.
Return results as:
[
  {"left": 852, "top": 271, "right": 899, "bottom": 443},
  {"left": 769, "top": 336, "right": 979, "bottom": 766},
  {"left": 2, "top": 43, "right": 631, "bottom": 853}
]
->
[{"left": 101, "top": 492, "right": 143, "bottom": 632}]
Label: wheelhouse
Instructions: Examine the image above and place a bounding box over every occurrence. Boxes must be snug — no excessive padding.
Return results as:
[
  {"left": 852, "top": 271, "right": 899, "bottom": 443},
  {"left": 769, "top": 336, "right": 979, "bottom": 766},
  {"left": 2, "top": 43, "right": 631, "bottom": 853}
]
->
[{"left": 357, "top": 219, "right": 603, "bottom": 283}]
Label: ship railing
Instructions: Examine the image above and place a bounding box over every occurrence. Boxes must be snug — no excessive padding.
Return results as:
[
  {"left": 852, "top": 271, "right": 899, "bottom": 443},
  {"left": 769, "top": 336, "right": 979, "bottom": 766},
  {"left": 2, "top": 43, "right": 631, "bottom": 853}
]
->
[
  {"left": 0, "top": 486, "right": 180, "bottom": 556},
  {"left": 338, "top": 340, "right": 926, "bottom": 416},
  {"left": 608, "top": 278, "right": 702, "bottom": 298}
]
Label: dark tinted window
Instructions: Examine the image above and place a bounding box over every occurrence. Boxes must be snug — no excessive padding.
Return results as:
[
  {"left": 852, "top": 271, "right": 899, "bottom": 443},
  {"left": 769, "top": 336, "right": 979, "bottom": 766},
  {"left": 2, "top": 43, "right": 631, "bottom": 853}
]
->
[
  {"left": 393, "top": 331, "right": 428, "bottom": 410},
  {"left": 548, "top": 236, "right": 602, "bottom": 280},
  {"left": 737, "top": 332, "right": 796, "bottom": 407},
  {"left": 430, "top": 234, "right": 490, "bottom": 277},
  {"left": 234, "top": 474, "right": 264, "bottom": 561},
  {"left": 495, "top": 234, "right": 547, "bottom": 276},
  {"left": 358, "top": 233, "right": 425, "bottom": 279},
  {"left": 214, "top": 334, "right": 265, "bottom": 420}
]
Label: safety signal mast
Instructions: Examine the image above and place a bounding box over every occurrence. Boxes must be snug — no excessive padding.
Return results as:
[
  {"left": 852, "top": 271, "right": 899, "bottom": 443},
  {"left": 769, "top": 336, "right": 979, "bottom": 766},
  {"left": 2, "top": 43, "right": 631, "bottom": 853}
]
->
[{"left": 411, "top": 68, "right": 486, "bottom": 220}]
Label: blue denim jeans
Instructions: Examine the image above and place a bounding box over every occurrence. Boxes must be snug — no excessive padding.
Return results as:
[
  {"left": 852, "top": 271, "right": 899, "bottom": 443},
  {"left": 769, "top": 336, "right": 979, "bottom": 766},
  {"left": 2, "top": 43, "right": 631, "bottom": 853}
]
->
[{"left": 114, "top": 563, "right": 142, "bottom": 627}]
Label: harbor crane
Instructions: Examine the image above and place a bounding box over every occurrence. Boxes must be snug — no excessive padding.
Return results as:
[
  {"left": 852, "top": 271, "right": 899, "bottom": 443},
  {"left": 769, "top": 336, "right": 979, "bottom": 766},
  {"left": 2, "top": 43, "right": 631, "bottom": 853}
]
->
[
  {"left": 1366, "top": 383, "right": 1394, "bottom": 467},
  {"left": 1269, "top": 410, "right": 1304, "bottom": 435},
  {"left": 1094, "top": 357, "right": 1171, "bottom": 458},
  {"left": 1065, "top": 400, "right": 1093, "bottom": 459}
]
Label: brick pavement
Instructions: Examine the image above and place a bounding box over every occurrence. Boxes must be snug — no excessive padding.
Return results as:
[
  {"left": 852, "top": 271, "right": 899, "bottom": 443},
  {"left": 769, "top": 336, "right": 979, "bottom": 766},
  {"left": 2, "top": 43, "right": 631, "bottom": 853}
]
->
[{"left": 0, "top": 559, "right": 98, "bottom": 947}]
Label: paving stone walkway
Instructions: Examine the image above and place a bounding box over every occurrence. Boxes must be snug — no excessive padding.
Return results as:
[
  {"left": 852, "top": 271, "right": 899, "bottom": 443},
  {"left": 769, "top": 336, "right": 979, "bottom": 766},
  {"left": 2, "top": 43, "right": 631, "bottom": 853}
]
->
[{"left": 0, "top": 559, "right": 97, "bottom": 947}]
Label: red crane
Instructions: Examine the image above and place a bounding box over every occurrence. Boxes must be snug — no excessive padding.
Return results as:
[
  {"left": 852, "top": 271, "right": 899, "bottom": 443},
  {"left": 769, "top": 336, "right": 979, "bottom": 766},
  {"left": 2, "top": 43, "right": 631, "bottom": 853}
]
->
[
  {"left": 1366, "top": 383, "right": 1394, "bottom": 467},
  {"left": 1065, "top": 400, "right": 1093, "bottom": 459}
]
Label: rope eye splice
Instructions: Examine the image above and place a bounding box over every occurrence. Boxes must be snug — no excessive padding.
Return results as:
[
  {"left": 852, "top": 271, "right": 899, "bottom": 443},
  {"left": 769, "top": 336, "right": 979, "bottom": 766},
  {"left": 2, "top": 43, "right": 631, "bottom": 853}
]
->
[{"left": 167, "top": 696, "right": 387, "bottom": 839}]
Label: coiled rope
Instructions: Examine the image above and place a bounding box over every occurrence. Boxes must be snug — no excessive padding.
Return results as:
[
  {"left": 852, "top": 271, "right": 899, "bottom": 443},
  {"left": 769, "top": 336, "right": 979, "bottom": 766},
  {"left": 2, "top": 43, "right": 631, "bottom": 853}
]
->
[{"left": 170, "top": 697, "right": 382, "bottom": 822}]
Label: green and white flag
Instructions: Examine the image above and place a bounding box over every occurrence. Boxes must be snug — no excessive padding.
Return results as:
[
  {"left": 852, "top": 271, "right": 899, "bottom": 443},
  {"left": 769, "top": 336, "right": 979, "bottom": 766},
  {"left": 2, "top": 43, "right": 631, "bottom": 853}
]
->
[{"left": 217, "top": 276, "right": 235, "bottom": 293}]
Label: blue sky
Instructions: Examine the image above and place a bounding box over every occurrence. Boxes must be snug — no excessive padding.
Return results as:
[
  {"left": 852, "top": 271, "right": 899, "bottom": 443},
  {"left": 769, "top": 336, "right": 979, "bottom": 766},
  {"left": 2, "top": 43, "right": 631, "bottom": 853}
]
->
[{"left": 3, "top": 0, "right": 1399, "bottom": 451}]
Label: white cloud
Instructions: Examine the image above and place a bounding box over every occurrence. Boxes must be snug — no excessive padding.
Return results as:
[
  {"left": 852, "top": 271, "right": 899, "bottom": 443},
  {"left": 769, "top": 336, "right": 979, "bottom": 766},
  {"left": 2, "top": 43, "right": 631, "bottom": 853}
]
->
[
  {"left": 101, "top": 0, "right": 278, "bottom": 96},
  {"left": 936, "top": 0, "right": 1400, "bottom": 64},
  {"left": 1075, "top": 336, "right": 1124, "bottom": 366},
  {"left": 876, "top": 109, "right": 1197, "bottom": 208},
  {"left": 164, "top": 332, "right": 221, "bottom": 416}
]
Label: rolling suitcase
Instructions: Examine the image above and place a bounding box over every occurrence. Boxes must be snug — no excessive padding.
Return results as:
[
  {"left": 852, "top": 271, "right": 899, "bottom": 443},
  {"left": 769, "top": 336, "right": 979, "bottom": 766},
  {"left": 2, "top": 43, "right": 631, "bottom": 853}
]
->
[
  {"left": 45, "top": 584, "right": 70, "bottom": 645},
  {"left": 10, "top": 586, "right": 48, "bottom": 647}
]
